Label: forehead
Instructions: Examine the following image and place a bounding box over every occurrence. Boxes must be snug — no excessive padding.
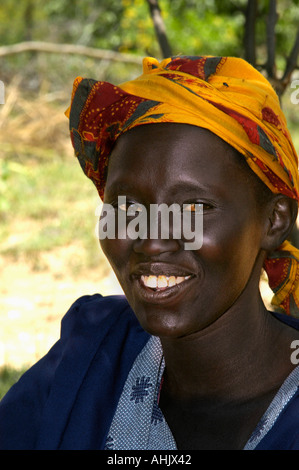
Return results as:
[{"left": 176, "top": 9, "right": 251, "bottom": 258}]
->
[{"left": 105, "top": 123, "right": 253, "bottom": 200}]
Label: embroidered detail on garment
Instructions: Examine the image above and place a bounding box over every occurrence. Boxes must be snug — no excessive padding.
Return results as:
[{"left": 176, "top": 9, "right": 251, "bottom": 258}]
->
[
  {"left": 151, "top": 399, "right": 164, "bottom": 426},
  {"left": 104, "top": 336, "right": 177, "bottom": 450},
  {"left": 130, "top": 376, "right": 153, "bottom": 404},
  {"left": 104, "top": 435, "right": 114, "bottom": 450}
]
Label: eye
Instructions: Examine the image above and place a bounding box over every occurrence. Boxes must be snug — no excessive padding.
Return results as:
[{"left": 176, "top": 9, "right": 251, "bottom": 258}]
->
[
  {"left": 119, "top": 202, "right": 144, "bottom": 215},
  {"left": 118, "top": 202, "right": 128, "bottom": 211},
  {"left": 183, "top": 203, "right": 205, "bottom": 212}
]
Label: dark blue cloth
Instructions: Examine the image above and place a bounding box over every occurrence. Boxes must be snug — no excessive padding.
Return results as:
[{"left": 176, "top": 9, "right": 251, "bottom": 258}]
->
[
  {"left": 0, "top": 295, "right": 298, "bottom": 450},
  {"left": 0, "top": 294, "right": 149, "bottom": 450},
  {"left": 255, "top": 389, "right": 299, "bottom": 450},
  {"left": 255, "top": 311, "right": 299, "bottom": 450}
]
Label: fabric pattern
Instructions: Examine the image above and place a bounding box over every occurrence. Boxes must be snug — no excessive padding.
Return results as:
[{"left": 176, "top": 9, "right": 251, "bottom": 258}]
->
[
  {"left": 66, "top": 56, "right": 299, "bottom": 202},
  {"left": 66, "top": 55, "right": 299, "bottom": 317},
  {"left": 104, "top": 331, "right": 299, "bottom": 450},
  {"left": 104, "top": 336, "right": 176, "bottom": 450},
  {"left": 244, "top": 365, "right": 299, "bottom": 449}
]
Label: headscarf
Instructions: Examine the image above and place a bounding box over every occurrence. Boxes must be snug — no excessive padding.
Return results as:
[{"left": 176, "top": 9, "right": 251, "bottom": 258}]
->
[{"left": 66, "top": 55, "right": 299, "bottom": 317}]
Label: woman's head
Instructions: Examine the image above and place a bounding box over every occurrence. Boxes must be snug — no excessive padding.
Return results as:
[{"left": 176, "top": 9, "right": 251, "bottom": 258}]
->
[
  {"left": 67, "top": 55, "right": 299, "bottom": 317},
  {"left": 99, "top": 123, "right": 297, "bottom": 336}
]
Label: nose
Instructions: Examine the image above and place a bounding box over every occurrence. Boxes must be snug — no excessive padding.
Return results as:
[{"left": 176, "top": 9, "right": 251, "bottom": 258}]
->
[
  {"left": 129, "top": 202, "right": 184, "bottom": 255},
  {"left": 133, "top": 237, "right": 181, "bottom": 256}
]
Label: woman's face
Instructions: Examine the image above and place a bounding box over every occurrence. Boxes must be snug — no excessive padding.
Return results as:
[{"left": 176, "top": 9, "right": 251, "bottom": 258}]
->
[{"left": 100, "top": 123, "right": 267, "bottom": 338}]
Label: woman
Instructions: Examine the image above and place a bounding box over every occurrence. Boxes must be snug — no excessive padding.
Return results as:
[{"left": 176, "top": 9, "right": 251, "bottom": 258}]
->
[{"left": 1, "top": 55, "right": 299, "bottom": 450}]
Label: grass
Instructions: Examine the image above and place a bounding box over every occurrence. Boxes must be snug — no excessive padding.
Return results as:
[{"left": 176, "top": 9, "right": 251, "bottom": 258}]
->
[
  {"left": 0, "top": 81, "right": 108, "bottom": 276},
  {"left": 0, "top": 157, "right": 103, "bottom": 271},
  {"left": 0, "top": 80, "right": 119, "bottom": 373},
  {"left": 0, "top": 156, "right": 107, "bottom": 275}
]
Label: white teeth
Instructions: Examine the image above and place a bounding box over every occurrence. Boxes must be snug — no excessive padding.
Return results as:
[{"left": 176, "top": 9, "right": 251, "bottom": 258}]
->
[
  {"left": 145, "top": 275, "right": 158, "bottom": 288},
  {"left": 158, "top": 275, "right": 168, "bottom": 288},
  {"left": 141, "top": 274, "right": 191, "bottom": 289}
]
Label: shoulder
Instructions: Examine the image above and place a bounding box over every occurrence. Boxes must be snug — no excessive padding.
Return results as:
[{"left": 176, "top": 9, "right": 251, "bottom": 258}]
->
[
  {"left": 58, "top": 293, "right": 147, "bottom": 356},
  {"left": 256, "top": 377, "right": 299, "bottom": 450},
  {"left": 60, "top": 293, "right": 138, "bottom": 338},
  {"left": 0, "top": 293, "right": 148, "bottom": 449}
]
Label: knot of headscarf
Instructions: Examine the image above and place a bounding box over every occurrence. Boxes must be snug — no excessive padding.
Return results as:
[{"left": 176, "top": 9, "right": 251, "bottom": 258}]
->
[{"left": 66, "top": 55, "right": 299, "bottom": 317}]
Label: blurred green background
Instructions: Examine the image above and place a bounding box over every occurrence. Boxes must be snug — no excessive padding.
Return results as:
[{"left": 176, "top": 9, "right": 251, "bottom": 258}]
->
[{"left": 0, "top": 0, "right": 299, "bottom": 397}]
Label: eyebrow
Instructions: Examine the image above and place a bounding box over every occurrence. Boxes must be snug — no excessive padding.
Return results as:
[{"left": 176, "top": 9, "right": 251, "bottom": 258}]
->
[
  {"left": 163, "top": 180, "right": 227, "bottom": 201},
  {"left": 104, "top": 181, "right": 138, "bottom": 198},
  {"left": 166, "top": 181, "right": 211, "bottom": 196},
  {"left": 106, "top": 180, "right": 209, "bottom": 195}
]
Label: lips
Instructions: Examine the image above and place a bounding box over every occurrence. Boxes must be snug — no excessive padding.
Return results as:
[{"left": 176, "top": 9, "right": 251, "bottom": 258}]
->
[{"left": 130, "top": 263, "right": 197, "bottom": 304}]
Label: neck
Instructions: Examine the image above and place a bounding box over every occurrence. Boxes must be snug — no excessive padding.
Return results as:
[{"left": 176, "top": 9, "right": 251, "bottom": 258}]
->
[{"left": 160, "top": 289, "right": 290, "bottom": 404}]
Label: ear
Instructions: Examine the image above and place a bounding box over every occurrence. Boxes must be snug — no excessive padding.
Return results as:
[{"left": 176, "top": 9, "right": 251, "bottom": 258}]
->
[{"left": 262, "top": 195, "right": 298, "bottom": 251}]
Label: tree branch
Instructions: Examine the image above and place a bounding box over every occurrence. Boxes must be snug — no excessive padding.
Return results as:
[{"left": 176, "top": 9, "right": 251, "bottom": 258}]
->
[
  {"left": 282, "top": 28, "right": 299, "bottom": 85},
  {"left": 146, "top": 0, "right": 172, "bottom": 58},
  {"left": 0, "top": 41, "right": 142, "bottom": 65}
]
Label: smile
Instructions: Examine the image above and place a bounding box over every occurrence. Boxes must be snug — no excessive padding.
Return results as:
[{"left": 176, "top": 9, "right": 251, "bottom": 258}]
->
[
  {"left": 133, "top": 272, "right": 196, "bottom": 306},
  {"left": 141, "top": 274, "right": 192, "bottom": 290},
  {"left": 130, "top": 263, "right": 198, "bottom": 305}
]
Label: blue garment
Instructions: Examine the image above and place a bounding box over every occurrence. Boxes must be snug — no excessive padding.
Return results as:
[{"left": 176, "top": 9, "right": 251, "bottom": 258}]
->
[
  {"left": 0, "top": 293, "right": 298, "bottom": 450},
  {"left": 104, "top": 335, "right": 177, "bottom": 450},
  {"left": 0, "top": 294, "right": 149, "bottom": 450},
  {"left": 105, "top": 334, "right": 299, "bottom": 450}
]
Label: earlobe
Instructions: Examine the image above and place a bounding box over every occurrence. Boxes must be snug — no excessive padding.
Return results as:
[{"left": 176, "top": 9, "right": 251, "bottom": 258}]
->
[{"left": 262, "top": 195, "right": 298, "bottom": 251}]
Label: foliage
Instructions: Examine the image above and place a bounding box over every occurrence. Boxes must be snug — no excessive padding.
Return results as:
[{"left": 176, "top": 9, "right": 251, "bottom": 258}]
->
[
  {"left": 0, "top": 365, "right": 26, "bottom": 400},
  {"left": 162, "top": 0, "right": 244, "bottom": 57},
  {"left": 0, "top": 0, "right": 298, "bottom": 64},
  {"left": 0, "top": 0, "right": 298, "bottom": 96},
  {"left": 0, "top": 82, "right": 108, "bottom": 275}
]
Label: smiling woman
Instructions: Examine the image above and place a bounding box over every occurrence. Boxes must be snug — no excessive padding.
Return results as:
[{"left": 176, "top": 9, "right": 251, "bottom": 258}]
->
[
  {"left": 101, "top": 123, "right": 270, "bottom": 339},
  {"left": 1, "top": 56, "right": 299, "bottom": 450}
]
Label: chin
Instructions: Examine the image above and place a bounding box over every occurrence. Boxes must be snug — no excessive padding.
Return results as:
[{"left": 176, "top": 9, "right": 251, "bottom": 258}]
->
[{"left": 129, "top": 302, "right": 200, "bottom": 339}]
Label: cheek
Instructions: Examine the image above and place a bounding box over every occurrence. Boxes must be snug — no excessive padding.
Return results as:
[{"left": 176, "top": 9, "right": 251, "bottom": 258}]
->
[
  {"left": 195, "top": 214, "right": 262, "bottom": 277},
  {"left": 100, "top": 238, "right": 129, "bottom": 273}
]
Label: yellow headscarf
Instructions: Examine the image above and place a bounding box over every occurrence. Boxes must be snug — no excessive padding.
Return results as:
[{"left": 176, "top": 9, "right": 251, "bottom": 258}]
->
[{"left": 66, "top": 55, "right": 299, "bottom": 317}]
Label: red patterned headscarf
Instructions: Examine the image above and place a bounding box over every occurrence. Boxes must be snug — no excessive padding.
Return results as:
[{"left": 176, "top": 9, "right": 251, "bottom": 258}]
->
[{"left": 66, "top": 55, "right": 299, "bottom": 317}]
